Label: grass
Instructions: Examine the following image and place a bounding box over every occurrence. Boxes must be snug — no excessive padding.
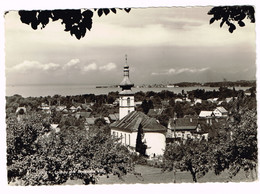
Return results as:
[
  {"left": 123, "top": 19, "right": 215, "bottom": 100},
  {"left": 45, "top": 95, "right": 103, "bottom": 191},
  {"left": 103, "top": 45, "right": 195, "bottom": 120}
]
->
[{"left": 65, "top": 165, "right": 256, "bottom": 185}]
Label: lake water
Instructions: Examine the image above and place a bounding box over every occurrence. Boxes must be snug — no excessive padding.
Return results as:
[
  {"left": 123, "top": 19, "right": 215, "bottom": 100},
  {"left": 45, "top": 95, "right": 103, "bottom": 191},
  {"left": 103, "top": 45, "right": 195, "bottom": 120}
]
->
[{"left": 5, "top": 84, "right": 250, "bottom": 98}]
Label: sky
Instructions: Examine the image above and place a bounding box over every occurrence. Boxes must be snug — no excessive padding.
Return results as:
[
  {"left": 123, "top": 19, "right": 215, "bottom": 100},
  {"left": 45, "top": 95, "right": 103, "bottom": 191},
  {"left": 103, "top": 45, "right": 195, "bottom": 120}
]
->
[{"left": 4, "top": 6, "right": 256, "bottom": 86}]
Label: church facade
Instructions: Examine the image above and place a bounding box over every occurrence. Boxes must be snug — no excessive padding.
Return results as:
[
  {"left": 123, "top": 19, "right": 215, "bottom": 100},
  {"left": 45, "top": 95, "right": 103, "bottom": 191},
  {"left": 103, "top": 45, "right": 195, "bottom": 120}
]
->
[{"left": 110, "top": 56, "right": 166, "bottom": 157}]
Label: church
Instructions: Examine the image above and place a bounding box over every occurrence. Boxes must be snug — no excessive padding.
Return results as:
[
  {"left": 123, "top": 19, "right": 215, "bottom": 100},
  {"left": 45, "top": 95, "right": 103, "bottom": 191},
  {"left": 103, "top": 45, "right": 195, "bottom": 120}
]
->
[{"left": 110, "top": 56, "right": 166, "bottom": 157}]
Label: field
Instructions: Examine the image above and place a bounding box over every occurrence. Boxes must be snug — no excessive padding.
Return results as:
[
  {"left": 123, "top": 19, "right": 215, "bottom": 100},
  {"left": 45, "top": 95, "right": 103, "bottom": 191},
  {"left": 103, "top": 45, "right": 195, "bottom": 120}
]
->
[{"left": 65, "top": 165, "right": 256, "bottom": 185}]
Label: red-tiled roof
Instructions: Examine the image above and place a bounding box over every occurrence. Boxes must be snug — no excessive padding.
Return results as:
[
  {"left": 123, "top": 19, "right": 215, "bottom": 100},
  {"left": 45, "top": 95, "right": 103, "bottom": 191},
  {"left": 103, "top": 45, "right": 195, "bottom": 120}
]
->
[{"left": 110, "top": 111, "right": 166, "bottom": 133}]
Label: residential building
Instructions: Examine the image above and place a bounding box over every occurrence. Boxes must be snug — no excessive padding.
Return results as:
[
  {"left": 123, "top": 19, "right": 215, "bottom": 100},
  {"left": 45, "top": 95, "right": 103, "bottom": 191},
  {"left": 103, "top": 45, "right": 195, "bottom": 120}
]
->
[
  {"left": 213, "top": 106, "right": 228, "bottom": 117},
  {"left": 199, "top": 111, "right": 214, "bottom": 118}
]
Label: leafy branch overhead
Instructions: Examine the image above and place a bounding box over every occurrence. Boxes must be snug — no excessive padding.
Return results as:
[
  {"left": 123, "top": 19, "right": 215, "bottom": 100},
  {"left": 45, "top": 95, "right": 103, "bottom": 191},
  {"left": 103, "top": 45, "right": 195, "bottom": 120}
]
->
[
  {"left": 208, "top": 6, "right": 255, "bottom": 33},
  {"left": 18, "top": 8, "right": 131, "bottom": 40},
  {"left": 18, "top": 6, "right": 255, "bottom": 40}
]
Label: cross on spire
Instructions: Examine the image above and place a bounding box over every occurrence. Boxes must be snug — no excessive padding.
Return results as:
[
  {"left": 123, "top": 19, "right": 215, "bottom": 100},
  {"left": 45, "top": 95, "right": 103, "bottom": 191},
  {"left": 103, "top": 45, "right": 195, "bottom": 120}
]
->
[{"left": 125, "top": 54, "right": 127, "bottom": 64}]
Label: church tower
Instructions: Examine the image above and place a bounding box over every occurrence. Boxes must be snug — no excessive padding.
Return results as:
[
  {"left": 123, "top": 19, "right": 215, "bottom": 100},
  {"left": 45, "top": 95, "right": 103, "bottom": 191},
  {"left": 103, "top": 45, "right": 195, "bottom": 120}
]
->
[{"left": 119, "top": 55, "right": 135, "bottom": 120}]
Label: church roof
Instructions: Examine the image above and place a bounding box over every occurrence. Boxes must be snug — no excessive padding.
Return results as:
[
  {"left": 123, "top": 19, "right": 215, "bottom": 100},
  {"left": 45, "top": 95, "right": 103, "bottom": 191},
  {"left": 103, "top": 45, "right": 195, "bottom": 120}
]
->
[
  {"left": 119, "top": 76, "right": 134, "bottom": 87},
  {"left": 110, "top": 111, "right": 167, "bottom": 133}
]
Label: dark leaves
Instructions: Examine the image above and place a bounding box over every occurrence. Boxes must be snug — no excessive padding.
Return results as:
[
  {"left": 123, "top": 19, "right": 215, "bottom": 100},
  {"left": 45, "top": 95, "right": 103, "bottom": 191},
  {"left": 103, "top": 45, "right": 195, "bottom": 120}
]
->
[
  {"left": 238, "top": 20, "right": 245, "bottom": 27},
  {"left": 103, "top": 9, "right": 110, "bottom": 15},
  {"left": 124, "top": 8, "right": 131, "bottom": 13},
  {"left": 111, "top": 8, "right": 117, "bottom": 14},
  {"left": 18, "top": 8, "right": 131, "bottom": 40},
  {"left": 97, "top": 9, "right": 103, "bottom": 17},
  {"left": 209, "top": 17, "right": 215, "bottom": 24},
  {"left": 208, "top": 6, "right": 255, "bottom": 33},
  {"left": 220, "top": 20, "right": 225, "bottom": 28},
  {"left": 228, "top": 23, "right": 236, "bottom": 33}
]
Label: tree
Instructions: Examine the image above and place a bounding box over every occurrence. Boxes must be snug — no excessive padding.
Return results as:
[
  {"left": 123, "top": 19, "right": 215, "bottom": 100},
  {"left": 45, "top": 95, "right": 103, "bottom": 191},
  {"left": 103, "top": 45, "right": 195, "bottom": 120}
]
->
[
  {"left": 163, "top": 139, "right": 212, "bottom": 183},
  {"left": 135, "top": 124, "right": 147, "bottom": 156},
  {"left": 211, "top": 107, "right": 257, "bottom": 180},
  {"left": 18, "top": 8, "right": 131, "bottom": 40},
  {"left": 7, "top": 112, "right": 134, "bottom": 185},
  {"left": 141, "top": 99, "right": 153, "bottom": 114},
  {"left": 94, "top": 117, "right": 107, "bottom": 127},
  {"left": 163, "top": 142, "right": 184, "bottom": 183},
  {"left": 208, "top": 6, "right": 255, "bottom": 33}
]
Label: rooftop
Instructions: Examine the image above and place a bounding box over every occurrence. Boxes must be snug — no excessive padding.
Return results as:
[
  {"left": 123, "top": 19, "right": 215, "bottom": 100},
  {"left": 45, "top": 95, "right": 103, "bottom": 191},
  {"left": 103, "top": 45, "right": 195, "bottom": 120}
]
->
[{"left": 110, "top": 111, "right": 166, "bottom": 133}]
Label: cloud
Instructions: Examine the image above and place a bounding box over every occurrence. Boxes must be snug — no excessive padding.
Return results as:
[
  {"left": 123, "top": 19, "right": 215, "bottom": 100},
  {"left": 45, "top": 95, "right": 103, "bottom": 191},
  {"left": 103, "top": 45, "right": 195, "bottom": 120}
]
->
[
  {"left": 152, "top": 67, "right": 209, "bottom": 75},
  {"left": 64, "top": 59, "right": 80, "bottom": 68},
  {"left": 99, "top": 63, "right": 116, "bottom": 71},
  {"left": 7, "top": 60, "right": 60, "bottom": 73},
  {"left": 82, "top": 63, "right": 97, "bottom": 72}
]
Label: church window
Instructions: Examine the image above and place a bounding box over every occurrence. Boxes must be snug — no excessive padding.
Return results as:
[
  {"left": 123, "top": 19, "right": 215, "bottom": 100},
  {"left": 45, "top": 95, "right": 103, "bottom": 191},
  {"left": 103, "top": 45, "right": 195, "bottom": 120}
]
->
[{"left": 127, "top": 97, "right": 130, "bottom": 106}]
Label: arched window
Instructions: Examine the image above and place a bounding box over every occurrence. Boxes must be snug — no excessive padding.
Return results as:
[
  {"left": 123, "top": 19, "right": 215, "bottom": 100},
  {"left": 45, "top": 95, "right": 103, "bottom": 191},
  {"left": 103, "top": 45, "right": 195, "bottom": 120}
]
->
[{"left": 127, "top": 97, "right": 130, "bottom": 106}]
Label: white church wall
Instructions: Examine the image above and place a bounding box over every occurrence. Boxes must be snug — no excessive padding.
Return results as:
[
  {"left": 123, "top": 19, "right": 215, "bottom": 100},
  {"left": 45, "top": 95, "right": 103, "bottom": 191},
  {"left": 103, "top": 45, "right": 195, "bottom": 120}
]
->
[
  {"left": 143, "top": 132, "right": 166, "bottom": 156},
  {"left": 111, "top": 129, "right": 137, "bottom": 149}
]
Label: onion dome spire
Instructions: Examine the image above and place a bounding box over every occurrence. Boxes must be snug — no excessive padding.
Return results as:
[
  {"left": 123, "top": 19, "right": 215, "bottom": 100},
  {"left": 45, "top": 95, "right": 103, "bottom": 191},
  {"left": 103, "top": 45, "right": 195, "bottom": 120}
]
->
[{"left": 119, "top": 54, "right": 134, "bottom": 90}]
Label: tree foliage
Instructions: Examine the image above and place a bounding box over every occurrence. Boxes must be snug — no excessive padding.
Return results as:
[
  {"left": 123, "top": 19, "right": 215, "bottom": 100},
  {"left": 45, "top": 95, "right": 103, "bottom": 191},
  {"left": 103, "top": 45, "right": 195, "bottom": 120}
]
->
[
  {"left": 18, "top": 8, "right": 131, "bottom": 40},
  {"left": 211, "top": 106, "right": 257, "bottom": 180},
  {"left": 208, "top": 6, "right": 255, "bottom": 33},
  {"left": 7, "top": 112, "right": 134, "bottom": 185},
  {"left": 163, "top": 95, "right": 257, "bottom": 182},
  {"left": 163, "top": 139, "right": 211, "bottom": 182},
  {"left": 135, "top": 124, "right": 147, "bottom": 156}
]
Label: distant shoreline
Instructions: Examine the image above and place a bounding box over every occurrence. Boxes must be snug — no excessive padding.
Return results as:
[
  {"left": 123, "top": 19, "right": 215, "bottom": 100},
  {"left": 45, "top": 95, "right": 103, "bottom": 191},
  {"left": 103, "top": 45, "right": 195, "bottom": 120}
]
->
[
  {"left": 7, "top": 80, "right": 255, "bottom": 88},
  {"left": 6, "top": 85, "right": 252, "bottom": 98}
]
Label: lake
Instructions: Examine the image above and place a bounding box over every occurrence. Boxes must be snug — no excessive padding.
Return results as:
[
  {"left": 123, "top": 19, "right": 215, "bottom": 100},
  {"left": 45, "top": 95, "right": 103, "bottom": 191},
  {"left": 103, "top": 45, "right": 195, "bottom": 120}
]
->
[{"left": 5, "top": 84, "right": 250, "bottom": 97}]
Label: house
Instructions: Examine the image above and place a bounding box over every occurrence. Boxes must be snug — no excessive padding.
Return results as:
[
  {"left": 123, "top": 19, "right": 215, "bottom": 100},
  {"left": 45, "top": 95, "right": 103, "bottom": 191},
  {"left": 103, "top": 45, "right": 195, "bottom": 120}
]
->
[
  {"left": 108, "top": 113, "right": 119, "bottom": 122},
  {"left": 76, "top": 111, "right": 92, "bottom": 119},
  {"left": 199, "top": 117, "right": 228, "bottom": 139},
  {"left": 110, "top": 111, "right": 167, "bottom": 157},
  {"left": 245, "top": 92, "right": 251, "bottom": 96},
  {"left": 113, "top": 98, "right": 120, "bottom": 106},
  {"left": 41, "top": 103, "right": 50, "bottom": 110},
  {"left": 56, "top": 105, "right": 66, "bottom": 112},
  {"left": 84, "top": 117, "right": 97, "bottom": 130},
  {"left": 147, "top": 108, "right": 164, "bottom": 117},
  {"left": 167, "top": 117, "right": 204, "bottom": 140},
  {"left": 135, "top": 101, "right": 143, "bottom": 107},
  {"left": 213, "top": 106, "right": 228, "bottom": 117},
  {"left": 207, "top": 98, "right": 218, "bottom": 103},
  {"left": 175, "top": 98, "right": 183, "bottom": 103},
  {"left": 69, "top": 106, "right": 77, "bottom": 112},
  {"left": 185, "top": 98, "right": 191, "bottom": 103},
  {"left": 225, "top": 97, "right": 233, "bottom": 103},
  {"left": 104, "top": 117, "right": 110, "bottom": 124},
  {"left": 81, "top": 104, "right": 93, "bottom": 112},
  {"left": 199, "top": 111, "right": 214, "bottom": 118},
  {"left": 194, "top": 98, "right": 202, "bottom": 104},
  {"left": 217, "top": 101, "right": 223, "bottom": 105}
]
